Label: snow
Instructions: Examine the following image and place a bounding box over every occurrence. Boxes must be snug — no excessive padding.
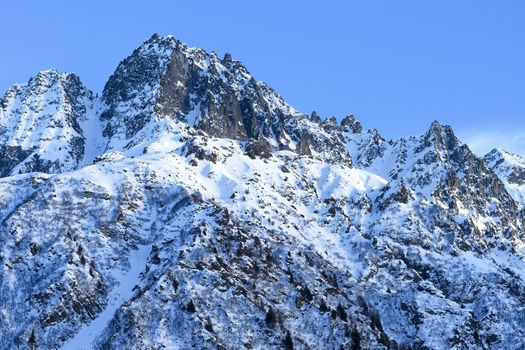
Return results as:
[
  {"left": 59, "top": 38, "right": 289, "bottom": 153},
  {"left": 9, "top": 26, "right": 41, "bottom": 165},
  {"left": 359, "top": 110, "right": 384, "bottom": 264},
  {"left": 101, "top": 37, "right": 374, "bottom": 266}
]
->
[
  {"left": 79, "top": 99, "right": 105, "bottom": 167},
  {"left": 462, "top": 251, "right": 495, "bottom": 274},
  {"left": 185, "top": 96, "right": 201, "bottom": 126},
  {"left": 0, "top": 68, "right": 94, "bottom": 175},
  {"left": 484, "top": 148, "right": 525, "bottom": 206},
  {"left": 61, "top": 244, "right": 152, "bottom": 350}
]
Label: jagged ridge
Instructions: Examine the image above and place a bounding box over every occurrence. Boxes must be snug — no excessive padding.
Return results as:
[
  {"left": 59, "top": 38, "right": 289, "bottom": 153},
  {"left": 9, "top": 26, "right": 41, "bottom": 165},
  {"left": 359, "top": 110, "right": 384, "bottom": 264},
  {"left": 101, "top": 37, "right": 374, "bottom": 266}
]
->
[{"left": 0, "top": 34, "right": 525, "bottom": 350}]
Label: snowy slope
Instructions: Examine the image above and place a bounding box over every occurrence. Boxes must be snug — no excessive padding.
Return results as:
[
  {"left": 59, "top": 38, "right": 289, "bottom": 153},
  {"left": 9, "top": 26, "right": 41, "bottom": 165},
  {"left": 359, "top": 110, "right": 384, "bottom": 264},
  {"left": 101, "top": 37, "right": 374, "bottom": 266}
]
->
[
  {"left": 0, "top": 34, "right": 525, "bottom": 350},
  {"left": 0, "top": 69, "right": 95, "bottom": 176},
  {"left": 484, "top": 148, "right": 525, "bottom": 206}
]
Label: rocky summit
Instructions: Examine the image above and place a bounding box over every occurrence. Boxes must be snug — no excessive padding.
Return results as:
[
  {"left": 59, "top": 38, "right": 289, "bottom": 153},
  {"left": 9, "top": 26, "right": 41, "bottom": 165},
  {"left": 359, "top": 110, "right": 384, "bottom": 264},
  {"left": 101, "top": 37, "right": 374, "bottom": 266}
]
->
[{"left": 1, "top": 34, "right": 524, "bottom": 350}]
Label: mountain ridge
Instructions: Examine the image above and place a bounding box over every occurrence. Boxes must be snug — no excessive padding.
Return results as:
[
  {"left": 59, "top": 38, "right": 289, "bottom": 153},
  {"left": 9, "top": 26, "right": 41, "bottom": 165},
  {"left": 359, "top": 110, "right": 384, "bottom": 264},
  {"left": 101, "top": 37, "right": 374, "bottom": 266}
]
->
[{"left": 1, "top": 34, "right": 525, "bottom": 350}]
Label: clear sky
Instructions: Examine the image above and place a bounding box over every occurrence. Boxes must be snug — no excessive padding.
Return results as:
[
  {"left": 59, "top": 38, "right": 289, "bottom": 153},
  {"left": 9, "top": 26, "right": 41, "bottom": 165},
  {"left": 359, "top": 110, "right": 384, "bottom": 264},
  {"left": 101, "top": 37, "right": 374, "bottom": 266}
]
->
[{"left": 1, "top": 0, "right": 524, "bottom": 156}]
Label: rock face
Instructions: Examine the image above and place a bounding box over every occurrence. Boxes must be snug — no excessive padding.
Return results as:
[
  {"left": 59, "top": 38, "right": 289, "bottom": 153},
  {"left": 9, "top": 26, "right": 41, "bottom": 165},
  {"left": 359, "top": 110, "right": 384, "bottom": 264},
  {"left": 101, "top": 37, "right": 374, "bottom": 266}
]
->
[
  {"left": 99, "top": 34, "right": 352, "bottom": 165},
  {"left": 100, "top": 34, "right": 298, "bottom": 147},
  {"left": 1, "top": 34, "right": 525, "bottom": 350}
]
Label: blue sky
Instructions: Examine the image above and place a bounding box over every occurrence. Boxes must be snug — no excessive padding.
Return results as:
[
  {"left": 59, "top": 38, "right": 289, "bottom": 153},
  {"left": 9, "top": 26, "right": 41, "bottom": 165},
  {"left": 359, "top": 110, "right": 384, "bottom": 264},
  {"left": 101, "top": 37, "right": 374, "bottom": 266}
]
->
[{"left": 1, "top": 1, "right": 524, "bottom": 156}]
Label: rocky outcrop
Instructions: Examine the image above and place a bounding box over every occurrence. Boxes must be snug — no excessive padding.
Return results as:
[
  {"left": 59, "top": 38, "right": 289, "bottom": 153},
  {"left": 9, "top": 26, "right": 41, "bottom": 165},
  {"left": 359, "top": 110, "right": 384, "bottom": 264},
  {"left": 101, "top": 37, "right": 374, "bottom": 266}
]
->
[{"left": 245, "top": 137, "right": 272, "bottom": 159}]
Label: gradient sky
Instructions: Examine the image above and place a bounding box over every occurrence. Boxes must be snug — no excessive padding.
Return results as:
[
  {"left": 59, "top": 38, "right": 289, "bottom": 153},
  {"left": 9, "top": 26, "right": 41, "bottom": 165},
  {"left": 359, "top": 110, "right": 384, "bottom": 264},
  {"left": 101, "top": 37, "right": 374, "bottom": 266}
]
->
[{"left": 1, "top": 1, "right": 524, "bottom": 156}]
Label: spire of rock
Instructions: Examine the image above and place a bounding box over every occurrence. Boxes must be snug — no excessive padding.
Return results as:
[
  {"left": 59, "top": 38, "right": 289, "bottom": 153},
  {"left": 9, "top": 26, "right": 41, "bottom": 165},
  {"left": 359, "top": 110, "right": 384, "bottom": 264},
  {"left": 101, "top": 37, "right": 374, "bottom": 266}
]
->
[
  {"left": 223, "top": 52, "right": 233, "bottom": 63},
  {"left": 418, "top": 120, "right": 460, "bottom": 154},
  {"left": 309, "top": 111, "right": 321, "bottom": 123},
  {"left": 340, "top": 114, "right": 362, "bottom": 133}
]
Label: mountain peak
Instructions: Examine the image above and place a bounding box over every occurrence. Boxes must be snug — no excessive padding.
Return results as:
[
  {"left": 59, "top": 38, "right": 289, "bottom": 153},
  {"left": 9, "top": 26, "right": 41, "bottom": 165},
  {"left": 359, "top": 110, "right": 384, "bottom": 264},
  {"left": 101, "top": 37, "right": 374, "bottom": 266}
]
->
[
  {"left": 149, "top": 32, "right": 162, "bottom": 40},
  {"left": 427, "top": 119, "right": 454, "bottom": 136},
  {"left": 484, "top": 148, "right": 525, "bottom": 165},
  {"left": 101, "top": 33, "right": 309, "bottom": 153},
  {"left": 223, "top": 52, "right": 233, "bottom": 62},
  {"left": 29, "top": 68, "right": 65, "bottom": 85},
  {"left": 419, "top": 120, "right": 460, "bottom": 154},
  {"left": 484, "top": 147, "right": 525, "bottom": 203},
  {"left": 144, "top": 32, "right": 177, "bottom": 44},
  {"left": 35, "top": 67, "right": 61, "bottom": 76},
  {"left": 340, "top": 114, "right": 362, "bottom": 133},
  {"left": 20, "top": 69, "right": 88, "bottom": 100},
  {"left": 0, "top": 69, "right": 94, "bottom": 176}
]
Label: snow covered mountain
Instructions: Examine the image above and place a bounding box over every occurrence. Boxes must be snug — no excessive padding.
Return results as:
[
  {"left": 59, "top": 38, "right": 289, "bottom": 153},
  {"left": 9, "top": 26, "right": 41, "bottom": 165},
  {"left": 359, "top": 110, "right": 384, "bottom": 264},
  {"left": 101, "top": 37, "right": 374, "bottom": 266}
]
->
[
  {"left": 1, "top": 34, "right": 525, "bottom": 350},
  {"left": 0, "top": 69, "right": 96, "bottom": 176},
  {"left": 484, "top": 148, "right": 525, "bottom": 207}
]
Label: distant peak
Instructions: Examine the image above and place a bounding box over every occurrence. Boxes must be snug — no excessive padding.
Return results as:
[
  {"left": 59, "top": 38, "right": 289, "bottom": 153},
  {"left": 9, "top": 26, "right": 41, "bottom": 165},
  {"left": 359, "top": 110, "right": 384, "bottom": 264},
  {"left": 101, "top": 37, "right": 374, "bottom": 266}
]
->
[
  {"left": 38, "top": 68, "right": 61, "bottom": 75},
  {"left": 26, "top": 69, "right": 82, "bottom": 88},
  {"left": 483, "top": 148, "right": 506, "bottom": 164},
  {"left": 496, "top": 148, "right": 516, "bottom": 156},
  {"left": 428, "top": 120, "right": 444, "bottom": 134},
  {"left": 484, "top": 148, "right": 525, "bottom": 163},
  {"left": 223, "top": 52, "right": 234, "bottom": 63},
  {"left": 138, "top": 33, "right": 179, "bottom": 52},
  {"left": 340, "top": 114, "right": 362, "bottom": 133},
  {"left": 426, "top": 120, "right": 455, "bottom": 138},
  {"left": 1, "top": 69, "right": 94, "bottom": 105},
  {"left": 32, "top": 68, "right": 65, "bottom": 81},
  {"left": 28, "top": 69, "right": 63, "bottom": 86},
  {"left": 418, "top": 120, "right": 461, "bottom": 153},
  {"left": 146, "top": 32, "right": 176, "bottom": 42},
  {"left": 33, "top": 68, "right": 81, "bottom": 79},
  {"left": 485, "top": 148, "right": 504, "bottom": 157},
  {"left": 149, "top": 32, "right": 161, "bottom": 40}
]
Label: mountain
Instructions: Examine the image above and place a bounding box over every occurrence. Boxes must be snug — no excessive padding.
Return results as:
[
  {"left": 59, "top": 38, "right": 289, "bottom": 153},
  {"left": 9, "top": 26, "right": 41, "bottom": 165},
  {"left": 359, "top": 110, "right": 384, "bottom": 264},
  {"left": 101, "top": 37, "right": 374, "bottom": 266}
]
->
[
  {"left": 0, "top": 69, "right": 96, "bottom": 176},
  {"left": 484, "top": 148, "right": 525, "bottom": 206},
  {"left": 1, "top": 34, "right": 524, "bottom": 350}
]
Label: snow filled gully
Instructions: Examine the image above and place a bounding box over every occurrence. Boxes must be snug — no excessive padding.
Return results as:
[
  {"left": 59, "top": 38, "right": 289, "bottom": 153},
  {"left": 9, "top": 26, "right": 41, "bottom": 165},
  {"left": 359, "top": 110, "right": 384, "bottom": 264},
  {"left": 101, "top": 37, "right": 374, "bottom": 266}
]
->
[{"left": 61, "top": 244, "right": 152, "bottom": 350}]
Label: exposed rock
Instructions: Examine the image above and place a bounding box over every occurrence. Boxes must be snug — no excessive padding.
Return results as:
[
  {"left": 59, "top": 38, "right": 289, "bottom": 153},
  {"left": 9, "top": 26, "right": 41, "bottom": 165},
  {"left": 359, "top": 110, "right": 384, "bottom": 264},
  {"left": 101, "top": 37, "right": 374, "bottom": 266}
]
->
[
  {"left": 309, "top": 111, "right": 321, "bottom": 124},
  {"left": 245, "top": 138, "right": 272, "bottom": 159},
  {"left": 341, "top": 114, "right": 363, "bottom": 133}
]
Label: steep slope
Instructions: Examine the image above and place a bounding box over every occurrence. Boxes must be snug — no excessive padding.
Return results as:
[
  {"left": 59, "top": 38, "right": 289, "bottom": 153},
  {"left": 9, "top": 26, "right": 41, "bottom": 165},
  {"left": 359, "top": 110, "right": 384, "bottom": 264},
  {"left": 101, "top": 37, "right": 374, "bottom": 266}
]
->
[
  {"left": 3, "top": 127, "right": 525, "bottom": 350},
  {"left": 0, "top": 132, "right": 389, "bottom": 349},
  {"left": 100, "top": 34, "right": 351, "bottom": 164},
  {"left": 346, "top": 121, "right": 522, "bottom": 248},
  {"left": 347, "top": 123, "right": 525, "bottom": 347},
  {"left": 0, "top": 34, "right": 525, "bottom": 350},
  {"left": 484, "top": 148, "right": 525, "bottom": 206},
  {"left": 0, "top": 69, "right": 96, "bottom": 176}
]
